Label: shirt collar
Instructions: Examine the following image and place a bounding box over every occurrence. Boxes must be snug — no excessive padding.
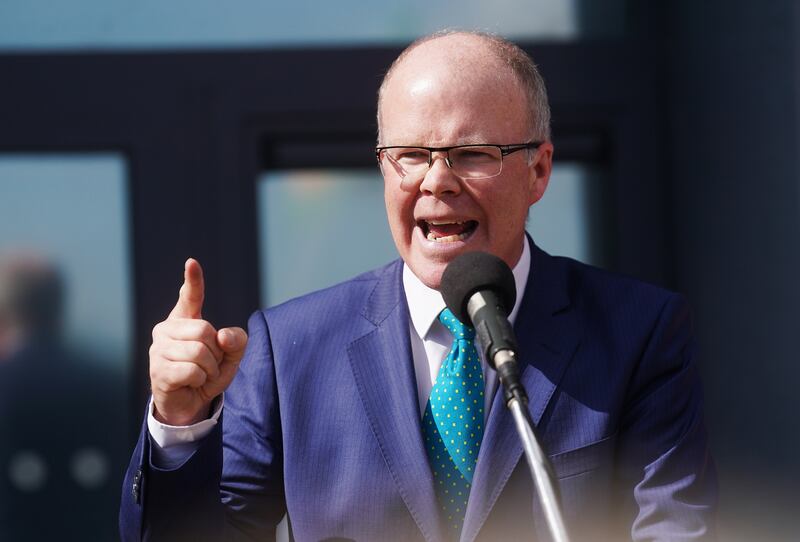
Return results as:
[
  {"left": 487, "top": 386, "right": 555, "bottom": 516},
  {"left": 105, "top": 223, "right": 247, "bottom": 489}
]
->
[{"left": 402, "top": 239, "right": 532, "bottom": 340}]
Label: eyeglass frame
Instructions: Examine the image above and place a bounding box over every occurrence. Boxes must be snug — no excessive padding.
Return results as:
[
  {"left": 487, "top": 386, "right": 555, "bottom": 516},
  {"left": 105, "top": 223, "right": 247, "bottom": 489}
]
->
[{"left": 374, "top": 142, "right": 543, "bottom": 181}]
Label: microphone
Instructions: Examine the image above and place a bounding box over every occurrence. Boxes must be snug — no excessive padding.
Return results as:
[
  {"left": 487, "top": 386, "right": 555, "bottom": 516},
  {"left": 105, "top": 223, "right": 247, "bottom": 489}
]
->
[
  {"left": 440, "top": 251, "right": 528, "bottom": 404},
  {"left": 442, "top": 252, "right": 570, "bottom": 542}
]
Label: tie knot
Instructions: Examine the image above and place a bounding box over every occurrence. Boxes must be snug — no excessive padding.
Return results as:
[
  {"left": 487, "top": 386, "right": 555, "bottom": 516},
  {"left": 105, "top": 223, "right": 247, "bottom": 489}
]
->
[{"left": 438, "top": 308, "right": 475, "bottom": 340}]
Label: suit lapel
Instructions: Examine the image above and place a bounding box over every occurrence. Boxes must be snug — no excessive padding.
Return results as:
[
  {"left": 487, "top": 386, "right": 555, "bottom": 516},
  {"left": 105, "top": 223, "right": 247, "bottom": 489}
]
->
[
  {"left": 461, "top": 242, "right": 582, "bottom": 542},
  {"left": 347, "top": 261, "right": 446, "bottom": 542}
]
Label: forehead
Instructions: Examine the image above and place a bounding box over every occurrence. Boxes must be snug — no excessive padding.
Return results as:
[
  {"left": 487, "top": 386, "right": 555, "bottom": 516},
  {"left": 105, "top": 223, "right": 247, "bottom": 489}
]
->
[{"left": 380, "top": 36, "right": 530, "bottom": 144}]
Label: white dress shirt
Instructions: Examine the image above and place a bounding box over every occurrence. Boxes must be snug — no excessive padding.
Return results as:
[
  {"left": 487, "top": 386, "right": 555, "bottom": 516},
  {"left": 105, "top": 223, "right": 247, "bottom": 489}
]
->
[
  {"left": 402, "top": 241, "right": 531, "bottom": 419},
  {"left": 149, "top": 241, "right": 531, "bottom": 467}
]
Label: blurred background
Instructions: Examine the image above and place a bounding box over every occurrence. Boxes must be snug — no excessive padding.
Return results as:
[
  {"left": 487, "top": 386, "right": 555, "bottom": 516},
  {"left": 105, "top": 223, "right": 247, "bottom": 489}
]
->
[{"left": 0, "top": 0, "right": 797, "bottom": 540}]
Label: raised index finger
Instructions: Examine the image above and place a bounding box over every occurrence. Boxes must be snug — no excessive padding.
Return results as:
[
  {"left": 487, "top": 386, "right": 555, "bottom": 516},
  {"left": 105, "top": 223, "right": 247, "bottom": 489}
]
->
[{"left": 168, "top": 258, "right": 205, "bottom": 319}]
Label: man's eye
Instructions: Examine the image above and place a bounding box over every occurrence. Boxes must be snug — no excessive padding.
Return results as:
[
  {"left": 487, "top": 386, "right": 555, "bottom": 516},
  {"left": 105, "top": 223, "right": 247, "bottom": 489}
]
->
[
  {"left": 394, "top": 150, "right": 428, "bottom": 163},
  {"left": 455, "top": 149, "right": 496, "bottom": 163}
]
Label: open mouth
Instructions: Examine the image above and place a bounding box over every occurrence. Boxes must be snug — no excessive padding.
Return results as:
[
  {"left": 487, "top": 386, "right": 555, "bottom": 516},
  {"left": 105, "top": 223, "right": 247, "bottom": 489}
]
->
[{"left": 419, "top": 219, "right": 478, "bottom": 243}]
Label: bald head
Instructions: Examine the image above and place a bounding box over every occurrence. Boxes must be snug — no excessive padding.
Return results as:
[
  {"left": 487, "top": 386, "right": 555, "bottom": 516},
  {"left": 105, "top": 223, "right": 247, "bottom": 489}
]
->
[
  {"left": 377, "top": 31, "right": 551, "bottom": 143},
  {"left": 377, "top": 31, "right": 555, "bottom": 289}
]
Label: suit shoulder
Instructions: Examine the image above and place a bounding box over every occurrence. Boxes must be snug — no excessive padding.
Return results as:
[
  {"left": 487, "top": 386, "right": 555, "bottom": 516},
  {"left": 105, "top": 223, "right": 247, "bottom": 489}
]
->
[
  {"left": 259, "top": 259, "right": 401, "bottom": 325},
  {"left": 552, "top": 254, "right": 687, "bottom": 317}
]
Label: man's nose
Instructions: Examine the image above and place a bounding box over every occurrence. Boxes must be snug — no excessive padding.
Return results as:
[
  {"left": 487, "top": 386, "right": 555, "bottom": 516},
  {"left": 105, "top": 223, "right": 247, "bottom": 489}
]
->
[{"left": 418, "top": 152, "right": 462, "bottom": 196}]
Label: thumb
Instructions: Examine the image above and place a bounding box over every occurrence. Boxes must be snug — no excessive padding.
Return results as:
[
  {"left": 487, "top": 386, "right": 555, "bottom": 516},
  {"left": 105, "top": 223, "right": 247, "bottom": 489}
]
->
[
  {"left": 169, "top": 258, "right": 205, "bottom": 319},
  {"left": 217, "top": 327, "right": 248, "bottom": 364}
]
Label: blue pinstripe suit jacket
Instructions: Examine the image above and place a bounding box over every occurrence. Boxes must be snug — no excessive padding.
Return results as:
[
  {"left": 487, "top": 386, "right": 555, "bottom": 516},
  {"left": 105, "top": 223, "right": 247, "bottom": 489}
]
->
[{"left": 120, "top": 241, "right": 717, "bottom": 541}]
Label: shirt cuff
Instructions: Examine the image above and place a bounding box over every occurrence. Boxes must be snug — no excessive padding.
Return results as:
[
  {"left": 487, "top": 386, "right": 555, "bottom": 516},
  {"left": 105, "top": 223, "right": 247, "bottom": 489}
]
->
[{"left": 147, "top": 396, "right": 223, "bottom": 469}]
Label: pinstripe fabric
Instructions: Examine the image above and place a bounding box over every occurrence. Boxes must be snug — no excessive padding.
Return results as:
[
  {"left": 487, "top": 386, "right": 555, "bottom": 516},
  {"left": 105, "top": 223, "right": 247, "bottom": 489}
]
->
[{"left": 121, "top": 239, "right": 717, "bottom": 542}]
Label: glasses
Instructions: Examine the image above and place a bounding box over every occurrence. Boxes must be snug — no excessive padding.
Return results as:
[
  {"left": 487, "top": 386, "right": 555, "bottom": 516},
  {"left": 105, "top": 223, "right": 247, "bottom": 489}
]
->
[{"left": 375, "top": 142, "right": 542, "bottom": 182}]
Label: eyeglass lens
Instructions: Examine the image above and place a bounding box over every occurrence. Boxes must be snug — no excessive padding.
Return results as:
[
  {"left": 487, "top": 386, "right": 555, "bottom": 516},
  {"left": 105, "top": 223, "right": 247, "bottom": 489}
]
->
[{"left": 384, "top": 146, "right": 504, "bottom": 181}]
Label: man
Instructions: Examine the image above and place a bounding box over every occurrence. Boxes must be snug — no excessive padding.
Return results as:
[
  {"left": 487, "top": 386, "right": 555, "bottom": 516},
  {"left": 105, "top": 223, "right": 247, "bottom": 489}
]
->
[{"left": 121, "top": 31, "right": 717, "bottom": 541}]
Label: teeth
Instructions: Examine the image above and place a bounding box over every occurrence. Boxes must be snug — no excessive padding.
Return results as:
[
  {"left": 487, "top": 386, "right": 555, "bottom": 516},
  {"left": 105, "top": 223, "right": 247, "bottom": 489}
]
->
[
  {"left": 426, "top": 231, "right": 470, "bottom": 243},
  {"left": 427, "top": 220, "right": 465, "bottom": 226},
  {"left": 422, "top": 219, "right": 473, "bottom": 243}
]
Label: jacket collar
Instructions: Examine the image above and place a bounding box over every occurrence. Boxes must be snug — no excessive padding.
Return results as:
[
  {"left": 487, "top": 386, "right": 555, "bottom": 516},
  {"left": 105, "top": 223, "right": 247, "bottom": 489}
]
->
[{"left": 348, "top": 260, "right": 448, "bottom": 541}]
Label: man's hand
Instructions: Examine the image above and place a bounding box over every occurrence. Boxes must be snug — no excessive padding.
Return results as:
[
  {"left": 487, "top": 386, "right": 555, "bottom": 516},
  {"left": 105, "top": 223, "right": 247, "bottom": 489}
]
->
[{"left": 149, "top": 258, "right": 247, "bottom": 426}]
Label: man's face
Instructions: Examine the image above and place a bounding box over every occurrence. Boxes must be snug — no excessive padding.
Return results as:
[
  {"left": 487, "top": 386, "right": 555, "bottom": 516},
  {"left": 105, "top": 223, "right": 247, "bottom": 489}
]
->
[{"left": 379, "top": 38, "right": 553, "bottom": 289}]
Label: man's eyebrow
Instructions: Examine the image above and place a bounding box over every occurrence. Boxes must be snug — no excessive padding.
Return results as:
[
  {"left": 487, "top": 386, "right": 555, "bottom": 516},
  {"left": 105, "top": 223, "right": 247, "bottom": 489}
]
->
[
  {"left": 453, "top": 133, "right": 497, "bottom": 145},
  {"left": 382, "top": 134, "right": 491, "bottom": 147},
  {"left": 426, "top": 137, "right": 494, "bottom": 147}
]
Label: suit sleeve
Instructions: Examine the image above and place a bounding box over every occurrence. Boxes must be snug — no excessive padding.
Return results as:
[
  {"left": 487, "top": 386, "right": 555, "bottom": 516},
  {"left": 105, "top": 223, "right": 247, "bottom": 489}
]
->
[
  {"left": 617, "top": 293, "right": 718, "bottom": 541},
  {"left": 119, "top": 310, "right": 285, "bottom": 542}
]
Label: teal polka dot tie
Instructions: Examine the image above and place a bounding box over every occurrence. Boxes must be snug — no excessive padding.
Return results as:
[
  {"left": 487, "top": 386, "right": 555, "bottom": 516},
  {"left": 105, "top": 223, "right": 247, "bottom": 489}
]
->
[{"left": 422, "top": 308, "right": 484, "bottom": 537}]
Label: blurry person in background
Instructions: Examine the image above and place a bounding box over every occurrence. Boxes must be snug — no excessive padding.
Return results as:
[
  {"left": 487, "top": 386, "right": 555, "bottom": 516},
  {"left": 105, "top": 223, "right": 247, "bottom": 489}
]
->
[{"left": 0, "top": 253, "right": 125, "bottom": 541}]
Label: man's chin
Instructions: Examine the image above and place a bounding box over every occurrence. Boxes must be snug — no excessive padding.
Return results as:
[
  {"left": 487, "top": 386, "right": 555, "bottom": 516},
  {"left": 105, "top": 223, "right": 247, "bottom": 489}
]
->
[
  {"left": 409, "top": 251, "right": 487, "bottom": 290},
  {"left": 404, "top": 232, "right": 495, "bottom": 289},
  {"left": 405, "top": 260, "right": 447, "bottom": 291}
]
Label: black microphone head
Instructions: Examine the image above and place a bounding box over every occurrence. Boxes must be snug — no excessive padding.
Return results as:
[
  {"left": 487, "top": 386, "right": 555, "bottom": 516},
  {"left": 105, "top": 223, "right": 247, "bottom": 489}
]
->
[{"left": 440, "top": 251, "right": 516, "bottom": 325}]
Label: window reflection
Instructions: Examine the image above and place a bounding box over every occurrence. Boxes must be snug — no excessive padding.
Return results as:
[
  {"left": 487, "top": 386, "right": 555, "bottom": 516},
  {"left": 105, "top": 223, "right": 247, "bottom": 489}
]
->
[
  {"left": 527, "top": 162, "right": 611, "bottom": 268},
  {"left": 0, "top": 0, "right": 625, "bottom": 51},
  {"left": 257, "top": 169, "right": 398, "bottom": 307},
  {"left": 0, "top": 153, "right": 132, "bottom": 541},
  {"left": 257, "top": 163, "right": 610, "bottom": 310}
]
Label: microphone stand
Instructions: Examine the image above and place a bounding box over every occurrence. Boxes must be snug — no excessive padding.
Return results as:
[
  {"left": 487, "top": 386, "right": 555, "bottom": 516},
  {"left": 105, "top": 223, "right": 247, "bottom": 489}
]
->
[
  {"left": 444, "top": 254, "right": 570, "bottom": 541},
  {"left": 495, "top": 350, "right": 571, "bottom": 542}
]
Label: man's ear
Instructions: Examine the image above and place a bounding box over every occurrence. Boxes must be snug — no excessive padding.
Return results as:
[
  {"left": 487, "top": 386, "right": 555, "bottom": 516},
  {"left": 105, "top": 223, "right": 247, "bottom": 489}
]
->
[{"left": 527, "top": 142, "right": 553, "bottom": 205}]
